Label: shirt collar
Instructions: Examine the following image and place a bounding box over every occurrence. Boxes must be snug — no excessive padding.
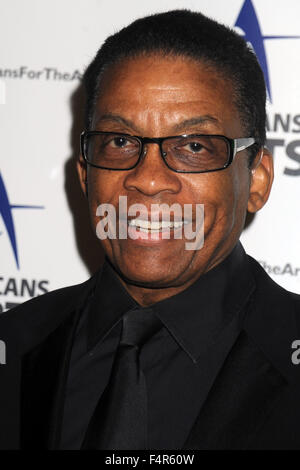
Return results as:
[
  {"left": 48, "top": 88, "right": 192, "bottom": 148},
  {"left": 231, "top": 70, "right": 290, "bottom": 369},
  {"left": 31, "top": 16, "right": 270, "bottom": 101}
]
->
[
  {"left": 152, "top": 242, "right": 255, "bottom": 361},
  {"left": 87, "top": 259, "right": 138, "bottom": 350},
  {"left": 87, "top": 241, "right": 256, "bottom": 359}
]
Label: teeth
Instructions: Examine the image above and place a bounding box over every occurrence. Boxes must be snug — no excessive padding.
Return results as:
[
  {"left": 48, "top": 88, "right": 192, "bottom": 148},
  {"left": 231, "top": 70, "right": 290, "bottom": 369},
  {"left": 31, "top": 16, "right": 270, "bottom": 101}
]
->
[{"left": 128, "top": 218, "right": 187, "bottom": 231}]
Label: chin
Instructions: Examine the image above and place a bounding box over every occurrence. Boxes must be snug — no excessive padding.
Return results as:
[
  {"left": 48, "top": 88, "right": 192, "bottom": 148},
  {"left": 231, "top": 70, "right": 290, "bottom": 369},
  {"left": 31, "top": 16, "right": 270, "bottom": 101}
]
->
[{"left": 114, "top": 260, "right": 181, "bottom": 288}]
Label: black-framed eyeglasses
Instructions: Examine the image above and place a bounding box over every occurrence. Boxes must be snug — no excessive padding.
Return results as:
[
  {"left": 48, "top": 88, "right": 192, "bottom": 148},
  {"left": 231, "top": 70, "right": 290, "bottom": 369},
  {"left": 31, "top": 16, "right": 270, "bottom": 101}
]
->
[{"left": 80, "top": 131, "right": 256, "bottom": 174}]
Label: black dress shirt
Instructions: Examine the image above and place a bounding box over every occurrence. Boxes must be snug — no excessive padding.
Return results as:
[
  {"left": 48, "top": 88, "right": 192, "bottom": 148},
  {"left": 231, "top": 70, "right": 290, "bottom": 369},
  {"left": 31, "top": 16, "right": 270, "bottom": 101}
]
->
[{"left": 60, "top": 241, "right": 254, "bottom": 449}]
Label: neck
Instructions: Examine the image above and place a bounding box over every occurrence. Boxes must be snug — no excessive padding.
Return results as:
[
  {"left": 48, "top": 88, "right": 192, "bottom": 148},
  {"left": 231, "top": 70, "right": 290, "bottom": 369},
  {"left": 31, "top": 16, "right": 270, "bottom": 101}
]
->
[
  {"left": 105, "top": 243, "right": 238, "bottom": 307},
  {"left": 115, "top": 275, "right": 199, "bottom": 307}
]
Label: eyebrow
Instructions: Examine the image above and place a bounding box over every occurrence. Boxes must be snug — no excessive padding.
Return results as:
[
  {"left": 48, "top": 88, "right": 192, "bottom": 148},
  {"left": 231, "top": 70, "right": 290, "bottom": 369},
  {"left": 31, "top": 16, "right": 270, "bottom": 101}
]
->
[
  {"left": 94, "top": 113, "right": 219, "bottom": 134},
  {"left": 95, "top": 114, "right": 141, "bottom": 133}
]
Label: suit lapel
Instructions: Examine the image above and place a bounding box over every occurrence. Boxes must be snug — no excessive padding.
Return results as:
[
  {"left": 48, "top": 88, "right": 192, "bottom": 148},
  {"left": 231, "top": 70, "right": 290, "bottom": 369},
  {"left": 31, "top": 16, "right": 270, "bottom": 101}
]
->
[
  {"left": 183, "top": 329, "right": 287, "bottom": 450},
  {"left": 17, "top": 269, "right": 101, "bottom": 449},
  {"left": 183, "top": 253, "right": 300, "bottom": 450},
  {"left": 20, "top": 307, "right": 82, "bottom": 449}
]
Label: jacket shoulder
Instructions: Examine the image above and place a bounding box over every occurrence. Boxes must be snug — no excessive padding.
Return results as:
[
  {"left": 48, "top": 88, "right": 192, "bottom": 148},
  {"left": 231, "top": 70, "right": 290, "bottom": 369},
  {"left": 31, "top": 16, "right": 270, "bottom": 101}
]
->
[
  {"left": 247, "top": 254, "right": 300, "bottom": 306},
  {"left": 245, "top": 254, "right": 300, "bottom": 383},
  {"left": 0, "top": 269, "right": 100, "bottom": 352}
]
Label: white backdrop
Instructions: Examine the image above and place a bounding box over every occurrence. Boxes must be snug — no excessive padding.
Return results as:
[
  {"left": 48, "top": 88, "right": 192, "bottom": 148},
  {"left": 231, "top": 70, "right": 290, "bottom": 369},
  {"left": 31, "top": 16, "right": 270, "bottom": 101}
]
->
[{"left": 1, "top": 0, "right": 300, "bottom": 312}]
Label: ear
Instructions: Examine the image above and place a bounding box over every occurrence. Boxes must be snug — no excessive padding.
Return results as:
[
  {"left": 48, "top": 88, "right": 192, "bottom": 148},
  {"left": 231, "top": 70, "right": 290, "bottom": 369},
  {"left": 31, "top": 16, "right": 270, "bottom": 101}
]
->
[
  {"left": 76, "top": 154, "right": 88, "bottom": 198},
  {"left": 247, "top": 147, "right": 274, "bottom": 213}
]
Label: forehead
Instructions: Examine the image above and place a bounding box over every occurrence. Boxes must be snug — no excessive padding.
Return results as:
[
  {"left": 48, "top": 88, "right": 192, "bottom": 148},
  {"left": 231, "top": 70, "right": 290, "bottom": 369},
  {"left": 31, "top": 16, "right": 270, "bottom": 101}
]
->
[{"left": 93, "top": 55, "right": 241, "bottom": 136}]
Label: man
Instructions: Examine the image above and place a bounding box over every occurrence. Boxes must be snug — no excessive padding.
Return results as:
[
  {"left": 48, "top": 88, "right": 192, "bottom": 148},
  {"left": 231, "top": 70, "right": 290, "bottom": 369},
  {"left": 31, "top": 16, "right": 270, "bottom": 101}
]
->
[{"left": 1, "top": 9, "right": 300, "bottom": 450}]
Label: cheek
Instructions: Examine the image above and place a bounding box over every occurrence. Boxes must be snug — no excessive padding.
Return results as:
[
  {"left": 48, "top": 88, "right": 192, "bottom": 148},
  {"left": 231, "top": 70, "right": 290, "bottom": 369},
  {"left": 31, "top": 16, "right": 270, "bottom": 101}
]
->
[
  {"left": 87, "top": 170, "right": 124, "bottom": 213},
  {"left": 189, "top": 172, "right": 235, "bottom": 214},
  {"left": 215, "top": 165, "right": 250, "bottom": 237},
  {"left": 188, "top": 169, "right": 248, "bottom": 238}
]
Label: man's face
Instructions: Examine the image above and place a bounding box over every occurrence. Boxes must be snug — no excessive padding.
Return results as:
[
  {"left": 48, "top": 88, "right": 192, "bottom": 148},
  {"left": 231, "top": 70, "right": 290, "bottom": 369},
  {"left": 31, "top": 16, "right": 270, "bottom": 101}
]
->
[{"left": 80, "top": 55, "right": 261, "bottom": 290}]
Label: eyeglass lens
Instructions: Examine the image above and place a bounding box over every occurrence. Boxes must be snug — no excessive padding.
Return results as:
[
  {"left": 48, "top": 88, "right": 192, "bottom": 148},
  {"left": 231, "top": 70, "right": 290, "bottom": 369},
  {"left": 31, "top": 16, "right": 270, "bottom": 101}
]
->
[{"left": 85, "top": 133, "right": 230, "bottom": 172}]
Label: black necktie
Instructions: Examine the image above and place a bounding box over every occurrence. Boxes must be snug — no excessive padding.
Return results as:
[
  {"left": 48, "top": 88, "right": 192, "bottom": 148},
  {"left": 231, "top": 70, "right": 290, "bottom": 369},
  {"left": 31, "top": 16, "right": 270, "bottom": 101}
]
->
[{"left": 81, "top": 307, "right": 161, "bottom": 450}]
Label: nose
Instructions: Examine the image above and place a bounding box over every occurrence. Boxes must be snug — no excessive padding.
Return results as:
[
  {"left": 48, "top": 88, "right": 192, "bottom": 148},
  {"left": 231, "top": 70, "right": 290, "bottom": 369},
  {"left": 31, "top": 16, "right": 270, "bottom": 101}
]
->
[{"left": 123, "top": 142, "right": 182, "bottom": 197}]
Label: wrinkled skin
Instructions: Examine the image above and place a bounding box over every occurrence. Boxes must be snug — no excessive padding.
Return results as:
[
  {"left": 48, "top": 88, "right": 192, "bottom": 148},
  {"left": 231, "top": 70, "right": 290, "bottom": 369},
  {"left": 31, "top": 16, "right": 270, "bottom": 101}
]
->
[{"left": 77, "top": 55, "right": 273, "bottom": 306}]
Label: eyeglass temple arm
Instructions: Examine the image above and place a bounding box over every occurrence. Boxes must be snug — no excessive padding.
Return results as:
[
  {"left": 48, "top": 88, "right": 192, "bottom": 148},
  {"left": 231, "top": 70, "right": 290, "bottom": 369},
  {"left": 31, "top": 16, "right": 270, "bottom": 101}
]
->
[{"left": 234, "top": 137, "right": 256, "bottom": 155}]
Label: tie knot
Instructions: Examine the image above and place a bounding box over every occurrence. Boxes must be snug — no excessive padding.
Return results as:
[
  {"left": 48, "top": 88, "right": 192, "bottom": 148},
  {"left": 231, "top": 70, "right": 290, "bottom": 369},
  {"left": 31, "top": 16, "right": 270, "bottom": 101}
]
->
[{"left": 120, "top": 307, "right": 161, "bottom": 347}]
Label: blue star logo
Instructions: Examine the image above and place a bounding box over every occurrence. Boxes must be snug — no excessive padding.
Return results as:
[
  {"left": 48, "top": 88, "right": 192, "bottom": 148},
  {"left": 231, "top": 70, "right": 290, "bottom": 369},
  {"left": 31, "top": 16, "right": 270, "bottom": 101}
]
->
[
  {"left": 235, "top": 0, "right": 300, "bottom": 102},
  {"left": 0, "top": 172, "right": 44, "bottom": 269}
]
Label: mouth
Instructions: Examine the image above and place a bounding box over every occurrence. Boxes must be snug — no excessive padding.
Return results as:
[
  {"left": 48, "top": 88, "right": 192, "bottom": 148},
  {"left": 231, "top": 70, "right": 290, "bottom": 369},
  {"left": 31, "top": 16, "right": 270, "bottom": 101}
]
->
[
  {"left": 127, "top": 217, "right": 189, "bottom": 233},
  {"left": 123, "top": 216, "right": 193, "bottom": 244},
  {"left": 95, "top": 198, "right": 204, "bottom": 248}
]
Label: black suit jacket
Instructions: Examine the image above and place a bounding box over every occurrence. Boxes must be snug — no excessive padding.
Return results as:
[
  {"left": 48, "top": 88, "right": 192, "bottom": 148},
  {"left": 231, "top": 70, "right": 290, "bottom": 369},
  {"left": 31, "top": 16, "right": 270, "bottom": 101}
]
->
[{"left": 1, "top": 251, "right": 300, "bottom": 450}]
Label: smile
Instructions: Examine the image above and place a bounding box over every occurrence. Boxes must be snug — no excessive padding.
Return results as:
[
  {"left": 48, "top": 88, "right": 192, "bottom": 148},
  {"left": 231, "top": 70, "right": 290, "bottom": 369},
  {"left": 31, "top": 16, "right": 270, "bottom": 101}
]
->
[{"left": 127, "top": 218, "right": 189, "bottom": 232}]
